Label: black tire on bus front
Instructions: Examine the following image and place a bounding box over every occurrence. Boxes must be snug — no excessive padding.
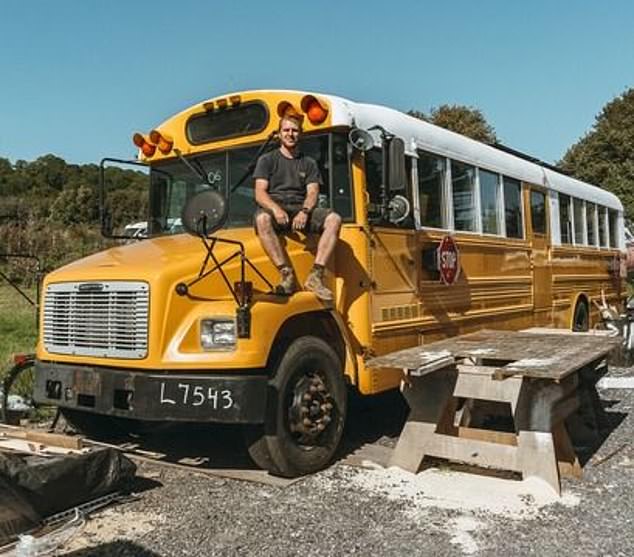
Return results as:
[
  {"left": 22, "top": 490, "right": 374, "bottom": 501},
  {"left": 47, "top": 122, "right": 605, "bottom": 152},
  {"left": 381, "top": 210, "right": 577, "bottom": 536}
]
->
[{"left": 245, "top": 336, "right": 347, "bottom": 478}]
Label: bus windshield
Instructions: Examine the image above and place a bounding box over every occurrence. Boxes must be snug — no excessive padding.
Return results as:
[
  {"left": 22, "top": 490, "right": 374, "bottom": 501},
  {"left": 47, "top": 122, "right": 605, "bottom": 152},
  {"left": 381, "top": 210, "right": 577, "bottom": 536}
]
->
[{"left": 148, "top": 131, "right": 352, "bottom": 236}]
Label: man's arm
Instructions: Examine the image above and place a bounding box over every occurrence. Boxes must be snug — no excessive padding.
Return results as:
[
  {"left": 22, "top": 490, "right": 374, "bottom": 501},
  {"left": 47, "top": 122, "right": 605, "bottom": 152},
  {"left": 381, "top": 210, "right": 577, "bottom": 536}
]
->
[
  {"left": 255, "top": 178, "right": 288, "bottom": 225},
  {"left": 302, "top": 183, "right": 320, "bottom": 211},
  {"left": 291, "top": 183, "right": 320, "bottom": 231}
]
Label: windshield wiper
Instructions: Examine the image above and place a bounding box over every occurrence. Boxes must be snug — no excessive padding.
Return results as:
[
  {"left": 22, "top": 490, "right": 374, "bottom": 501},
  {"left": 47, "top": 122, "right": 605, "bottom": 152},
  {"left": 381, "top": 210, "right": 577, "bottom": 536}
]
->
[
  {"left": 230, "top": 131, "right": 278, "bottom": 193},
  {"left": 173, "top": 148, "right": 213, "bottom": 187}
]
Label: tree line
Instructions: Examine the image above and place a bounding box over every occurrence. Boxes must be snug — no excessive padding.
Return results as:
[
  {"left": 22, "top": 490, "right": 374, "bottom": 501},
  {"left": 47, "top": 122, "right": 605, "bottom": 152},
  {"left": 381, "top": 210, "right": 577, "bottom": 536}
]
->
[{"left": 1, "top": 87, "right": 633, "bottom": 283}]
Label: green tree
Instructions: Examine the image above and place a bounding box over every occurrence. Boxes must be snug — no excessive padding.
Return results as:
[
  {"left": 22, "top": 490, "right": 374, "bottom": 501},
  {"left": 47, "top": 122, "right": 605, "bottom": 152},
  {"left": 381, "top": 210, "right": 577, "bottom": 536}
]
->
[
  {"left": 559, "top": 87, "right": 634, "bottom": 219},
  {"left": 408, "top": 104, "right": 498, "bottom": 144}
]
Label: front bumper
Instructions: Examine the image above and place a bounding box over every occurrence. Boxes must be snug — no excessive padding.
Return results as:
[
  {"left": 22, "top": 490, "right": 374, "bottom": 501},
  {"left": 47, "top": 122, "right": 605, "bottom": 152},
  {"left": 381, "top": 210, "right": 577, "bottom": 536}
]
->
[{"left": 34, "top": 361, "right": 268, "bottom": 423}]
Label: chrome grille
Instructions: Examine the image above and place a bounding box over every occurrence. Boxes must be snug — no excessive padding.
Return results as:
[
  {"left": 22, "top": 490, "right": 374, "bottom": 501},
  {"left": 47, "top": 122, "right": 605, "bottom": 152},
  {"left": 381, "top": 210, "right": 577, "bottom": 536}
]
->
[{"left": 43, "top": 281, "right": 149, "bottom": 359}]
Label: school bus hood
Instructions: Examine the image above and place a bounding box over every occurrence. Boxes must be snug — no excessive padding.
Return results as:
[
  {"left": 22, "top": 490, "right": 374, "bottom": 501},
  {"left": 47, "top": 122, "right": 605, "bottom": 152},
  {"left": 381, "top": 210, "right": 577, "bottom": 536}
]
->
[{"left": 43, "top": 229, "right": 273, "bottom": 288}]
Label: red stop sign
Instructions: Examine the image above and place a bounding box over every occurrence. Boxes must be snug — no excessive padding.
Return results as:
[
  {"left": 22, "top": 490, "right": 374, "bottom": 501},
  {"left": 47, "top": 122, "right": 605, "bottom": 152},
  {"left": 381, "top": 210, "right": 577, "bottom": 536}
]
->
[{"left": 438, "top": 235, "right": 460, "bottom": 285}]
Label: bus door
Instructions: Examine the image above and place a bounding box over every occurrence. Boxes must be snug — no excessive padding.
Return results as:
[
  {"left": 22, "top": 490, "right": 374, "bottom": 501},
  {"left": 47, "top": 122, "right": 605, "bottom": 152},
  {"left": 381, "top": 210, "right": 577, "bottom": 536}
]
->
[
  {"left": 525, "top": 185, "right": 552, "bottom": 319},
  {"left": 365, "top": 150, "right": 419, "bottom": 354}
]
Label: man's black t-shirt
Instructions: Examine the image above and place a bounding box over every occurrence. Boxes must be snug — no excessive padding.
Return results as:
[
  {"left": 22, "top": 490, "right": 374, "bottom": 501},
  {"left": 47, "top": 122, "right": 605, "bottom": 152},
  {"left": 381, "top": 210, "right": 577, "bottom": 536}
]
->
[{"left": 253, "top": 149, "right": 322, "bottom": 205}]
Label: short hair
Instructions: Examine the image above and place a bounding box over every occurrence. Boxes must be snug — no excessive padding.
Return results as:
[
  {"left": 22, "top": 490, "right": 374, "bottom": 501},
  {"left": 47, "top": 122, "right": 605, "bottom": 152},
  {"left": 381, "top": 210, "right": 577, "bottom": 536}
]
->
[{"left": 279, "top": 111, "right": 303, "bottom": 130}]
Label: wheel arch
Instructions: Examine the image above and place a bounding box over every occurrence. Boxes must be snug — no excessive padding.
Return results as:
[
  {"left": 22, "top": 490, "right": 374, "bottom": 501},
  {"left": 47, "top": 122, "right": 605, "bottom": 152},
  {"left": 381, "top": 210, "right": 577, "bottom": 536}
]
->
[
  {"left": 570, "top": 292, "right": 590, "bottom": 330},
  {"left": 266, "top": 310, "right": 357, "bottom": 385}
]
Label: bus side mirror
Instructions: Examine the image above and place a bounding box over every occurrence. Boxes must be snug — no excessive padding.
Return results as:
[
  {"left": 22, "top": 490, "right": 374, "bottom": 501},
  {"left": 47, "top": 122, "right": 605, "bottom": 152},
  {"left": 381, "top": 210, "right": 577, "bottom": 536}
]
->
[{"left": 387, "top": 137, "right": 407, "bottom": 193}]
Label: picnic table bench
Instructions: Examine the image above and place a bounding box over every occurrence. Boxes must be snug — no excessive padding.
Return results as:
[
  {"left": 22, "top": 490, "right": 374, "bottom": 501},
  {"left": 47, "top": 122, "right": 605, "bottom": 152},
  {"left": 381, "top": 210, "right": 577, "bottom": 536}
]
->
[{"left": 367, "top": 328, "right": 618, "bottom": 494}]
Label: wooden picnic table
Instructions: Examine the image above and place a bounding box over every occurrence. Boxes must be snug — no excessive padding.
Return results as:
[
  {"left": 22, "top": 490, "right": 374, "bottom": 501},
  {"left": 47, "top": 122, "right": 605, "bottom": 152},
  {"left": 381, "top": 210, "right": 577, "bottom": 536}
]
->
[{"left": 367, "top": 328, "right": 618, "bottom": 494}]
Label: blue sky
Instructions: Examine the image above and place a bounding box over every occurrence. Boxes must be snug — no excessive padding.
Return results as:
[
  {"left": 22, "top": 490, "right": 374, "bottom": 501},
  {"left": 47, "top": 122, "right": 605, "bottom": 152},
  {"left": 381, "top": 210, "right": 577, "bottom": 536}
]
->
[{"left": 1, "top": 1, "right": 632, "bottom": 166}]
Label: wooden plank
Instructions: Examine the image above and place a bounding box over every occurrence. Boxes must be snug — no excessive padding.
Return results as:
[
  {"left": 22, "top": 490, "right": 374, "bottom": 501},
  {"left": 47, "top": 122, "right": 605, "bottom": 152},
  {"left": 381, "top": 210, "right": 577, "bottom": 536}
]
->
[
  {"left": 457, "top": 426, "right": 517, "bottom": 446},
  {"left": 365, "top": 329, "right": 617, "bottom": 381},
  {"left": 517, "top": 431, "right": 560, "bottom": 495},
  {"left": 453, "top": 367, "right": 523, "bottom": 404},
  {"left": 0, "top": 427, "right": 83, "bottom": 450},
  {"left": 424, "top": 433, "right": 521, "bottom": 472},
  {"left": 367, "top": 349, "right": 454, "bottom": 376}
]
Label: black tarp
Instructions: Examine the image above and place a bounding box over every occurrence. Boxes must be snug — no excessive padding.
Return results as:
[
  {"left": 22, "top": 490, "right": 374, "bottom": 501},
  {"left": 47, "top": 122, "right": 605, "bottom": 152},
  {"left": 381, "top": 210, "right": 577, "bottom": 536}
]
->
[{"left": 0, "top": 448, "right": 136, "bottom": 546}]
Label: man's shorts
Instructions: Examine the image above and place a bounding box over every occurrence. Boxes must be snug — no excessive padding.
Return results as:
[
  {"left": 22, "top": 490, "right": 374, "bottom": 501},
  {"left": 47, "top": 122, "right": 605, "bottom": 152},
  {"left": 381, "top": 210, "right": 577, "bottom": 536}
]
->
[{"left": 254, "top": 205, "right": 333, "bottom": 234}]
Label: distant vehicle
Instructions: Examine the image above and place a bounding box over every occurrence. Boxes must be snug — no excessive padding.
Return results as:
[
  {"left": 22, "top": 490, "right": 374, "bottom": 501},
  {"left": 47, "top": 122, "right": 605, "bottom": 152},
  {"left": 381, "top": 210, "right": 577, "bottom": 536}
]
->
[{"left": 122, "top": 221, "right": 148, "bottom": 239}]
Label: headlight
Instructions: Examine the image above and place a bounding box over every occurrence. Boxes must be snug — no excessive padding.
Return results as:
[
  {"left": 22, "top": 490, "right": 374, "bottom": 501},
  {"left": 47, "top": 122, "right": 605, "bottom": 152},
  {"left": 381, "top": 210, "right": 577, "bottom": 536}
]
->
[{"left": 200, "top": 319, "right": 236, "bottom": 350}]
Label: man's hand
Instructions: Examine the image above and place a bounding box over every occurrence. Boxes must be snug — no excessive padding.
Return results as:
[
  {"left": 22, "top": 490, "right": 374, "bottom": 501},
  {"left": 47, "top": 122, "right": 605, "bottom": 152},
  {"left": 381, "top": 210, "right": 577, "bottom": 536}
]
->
[
  {"left": 292, "top": 211, "right": 308, "bottom": 231},
  {"left": 272, "top": 206, "right": 289, "bottom": 226}
]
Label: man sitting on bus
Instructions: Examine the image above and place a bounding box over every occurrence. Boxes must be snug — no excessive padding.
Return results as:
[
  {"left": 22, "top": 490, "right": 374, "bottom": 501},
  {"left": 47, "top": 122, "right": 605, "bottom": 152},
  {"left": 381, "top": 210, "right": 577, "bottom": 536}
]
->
[{"left": 254, "top": 111, "right": 342, "bottom": 302}]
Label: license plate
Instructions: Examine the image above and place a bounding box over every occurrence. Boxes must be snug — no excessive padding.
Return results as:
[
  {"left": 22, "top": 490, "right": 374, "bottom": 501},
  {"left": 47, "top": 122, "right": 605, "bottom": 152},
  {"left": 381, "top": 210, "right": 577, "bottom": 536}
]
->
[{"left": 158, "top": 381, "right": 234, "bottom": 410}]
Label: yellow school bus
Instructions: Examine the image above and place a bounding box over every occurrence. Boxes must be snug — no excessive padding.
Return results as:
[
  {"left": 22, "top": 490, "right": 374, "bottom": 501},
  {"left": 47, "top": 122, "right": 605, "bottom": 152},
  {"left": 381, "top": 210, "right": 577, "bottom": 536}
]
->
[{"left": 33, "top": 90, "right": 626, "bottom": 476}]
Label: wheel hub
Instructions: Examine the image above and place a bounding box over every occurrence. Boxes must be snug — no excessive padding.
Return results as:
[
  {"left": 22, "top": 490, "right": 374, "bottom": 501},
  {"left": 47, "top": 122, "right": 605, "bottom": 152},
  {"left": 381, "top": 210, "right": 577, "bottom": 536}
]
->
[{"left": 288, "top": 372, "right": 334, "bottom": 442}]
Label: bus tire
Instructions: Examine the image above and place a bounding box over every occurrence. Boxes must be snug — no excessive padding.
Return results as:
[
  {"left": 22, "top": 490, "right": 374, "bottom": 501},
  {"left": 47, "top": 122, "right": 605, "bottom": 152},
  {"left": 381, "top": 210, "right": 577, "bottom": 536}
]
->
[
  {"left": 254, "top": 335, "right": 347, "bottom": 478},
  {"left": 572, "top": 300, "right": 590, "bottom": 332}
]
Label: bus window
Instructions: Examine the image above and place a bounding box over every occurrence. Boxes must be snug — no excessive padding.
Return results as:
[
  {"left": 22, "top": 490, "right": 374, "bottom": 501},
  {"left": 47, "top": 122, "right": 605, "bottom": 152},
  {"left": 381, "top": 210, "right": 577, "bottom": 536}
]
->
[
  {"left": 586, "top": 202, "right": 597, "bottom": 246},
  {"left": 331, "top": 133, "right": 354, "bottom": 220},
  {"left": 573, "top": 198, "right": 585, "bottom": 244},
  {"left": 503, "top": 177, "right": 523, "bottom": 238},
  {"left": 365, "top": 148, "right": 414, "bottom": 227},
  {"left": 365, "top": 148, "right": 383, "bottom": 220},
  {"left": 559, "top": 193, "right": 572, "bottom": 244},
  {"left": 417, "top": 151, "right": 445, "bottom": 228},
  {"left": 530, "top": 190, "right": 546, "bottom": 235},
  {"left": 451, "top": 160, "right": 476, "bottom": 232},
  {"left": 609, "top": 209, "right": 619, "bottom": 248},
  {"left": 228, "top": 146, "right": 258, "bottom": 227},
  {"left": 479, "top": 169, "right": 500, "bottom": 235},
  {"left": 299, "top": 134, "right": 330, "bottom": 208},
  {"left": 598, "top": 206, "right": 608, "bottom": 247}
]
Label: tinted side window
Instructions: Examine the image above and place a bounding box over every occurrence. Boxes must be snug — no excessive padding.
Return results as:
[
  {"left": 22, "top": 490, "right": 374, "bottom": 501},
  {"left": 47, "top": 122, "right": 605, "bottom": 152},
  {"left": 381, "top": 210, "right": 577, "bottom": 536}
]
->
[
  {"left": 300, "top": 135, "right": 330, "bottom": 207},
  {"left": 417, "top": 151, "right": 445, "bottom": 228},
  {"left": 503, "top": 177, "right": 523, "bottom": 238},
  {"left": 598, "top": 206, "right": 608, "bottom": 247},
  {"left": 586, "top": 202, "right": 596, "bottom": 246},
  {"left": 479, "top": 169, "right": 499, "bottom": 235},
  {"left": 573, "top": 198, "right": 585, "bottom": 244},
  {"left": 530, "top": 190, "right": 546, "bottom": 234},
  {"left": 559, "top": 193, "right": 572, "bottom": 244},
  {"left": 451, "top": 161, "right": 476, "bottom": 232},
  {"left": 331, "top": 134, "right": 353, "bottom": 219},
  {"left": 609, "top": 209, "right": 619, "bottom": 248},
  {"left": 365, "top": 148, "right": 383, "bottom": 220}
]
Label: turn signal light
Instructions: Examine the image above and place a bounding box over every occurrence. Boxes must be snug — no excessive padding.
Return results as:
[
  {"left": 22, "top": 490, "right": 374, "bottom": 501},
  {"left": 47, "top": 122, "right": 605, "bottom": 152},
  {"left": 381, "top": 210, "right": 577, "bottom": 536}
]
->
[
  {"left": 277, "top": 100, "right": 302, "bottom": 119},
  {"left": 149, "top": 129, "right": 174, "bottom": 155},
  {"left": 301, "top": 95, "right": 328, "bottom": 124},
  {"left": 132, "top": 133, "right": 156, "bottom": 157}
]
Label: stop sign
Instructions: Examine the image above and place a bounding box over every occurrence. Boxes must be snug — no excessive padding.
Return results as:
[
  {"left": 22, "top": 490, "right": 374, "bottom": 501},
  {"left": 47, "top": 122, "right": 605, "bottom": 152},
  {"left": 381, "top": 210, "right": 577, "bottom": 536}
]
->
[{"left": 438, "top": 235, "right": 460, "bottom": 285}]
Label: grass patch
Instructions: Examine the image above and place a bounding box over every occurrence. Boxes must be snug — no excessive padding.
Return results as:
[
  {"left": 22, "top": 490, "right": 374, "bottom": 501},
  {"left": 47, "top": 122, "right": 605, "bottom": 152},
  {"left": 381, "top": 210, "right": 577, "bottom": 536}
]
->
[{"left": 0, "top": 283, "right": 38, "bottom": 379}]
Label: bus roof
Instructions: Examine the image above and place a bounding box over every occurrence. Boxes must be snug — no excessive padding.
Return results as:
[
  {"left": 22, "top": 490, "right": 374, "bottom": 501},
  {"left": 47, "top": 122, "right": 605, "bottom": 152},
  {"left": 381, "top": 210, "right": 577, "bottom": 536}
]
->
[{"left": 324, "top": 94, "right": 622, "bottom": 212}]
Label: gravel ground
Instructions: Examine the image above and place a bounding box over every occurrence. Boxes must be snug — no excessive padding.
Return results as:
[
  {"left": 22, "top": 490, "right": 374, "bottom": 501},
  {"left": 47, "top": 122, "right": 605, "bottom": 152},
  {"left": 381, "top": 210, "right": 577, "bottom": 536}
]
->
[{"left": 51, "top": 365, "right": 634, "bottom": 557}]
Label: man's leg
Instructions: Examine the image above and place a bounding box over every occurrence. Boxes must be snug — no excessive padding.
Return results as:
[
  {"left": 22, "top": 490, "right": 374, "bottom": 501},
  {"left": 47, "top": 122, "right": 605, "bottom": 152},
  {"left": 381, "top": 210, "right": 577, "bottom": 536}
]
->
[
  {"left": 305, "top": 212, "right": 342, "bottom": 301},
  {"left": 314, "top": 212, "right": 342, "bottom": 266},
  {"left": 255, "top": 211, "right": 297, "bottom": 295},
  {"left": 255, "top": 211, "right": 286, "bottom": 267}
]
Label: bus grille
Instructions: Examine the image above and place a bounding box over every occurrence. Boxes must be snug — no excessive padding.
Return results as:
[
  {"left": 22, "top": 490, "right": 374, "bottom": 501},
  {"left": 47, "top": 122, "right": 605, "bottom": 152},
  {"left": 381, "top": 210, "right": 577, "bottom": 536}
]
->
[{"left": 43, "top": 281, "right": 149, "bottom": 359}]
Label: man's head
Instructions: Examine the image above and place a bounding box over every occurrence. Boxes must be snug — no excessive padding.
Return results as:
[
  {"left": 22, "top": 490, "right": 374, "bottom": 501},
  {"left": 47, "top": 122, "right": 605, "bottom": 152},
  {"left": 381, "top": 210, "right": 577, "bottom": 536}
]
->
[{"left": 279, "top": 113, "right": 303, "bottom": 152}]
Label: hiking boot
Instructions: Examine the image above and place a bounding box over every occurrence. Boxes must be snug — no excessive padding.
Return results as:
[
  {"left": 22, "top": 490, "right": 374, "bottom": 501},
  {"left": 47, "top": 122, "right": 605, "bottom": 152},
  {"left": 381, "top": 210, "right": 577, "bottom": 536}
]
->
[
  {"left": 304, "top": 267, "right": 333, "bottom": 302},
  {"left": 274, "top": 267, "right": 298, "bottom": 296}
]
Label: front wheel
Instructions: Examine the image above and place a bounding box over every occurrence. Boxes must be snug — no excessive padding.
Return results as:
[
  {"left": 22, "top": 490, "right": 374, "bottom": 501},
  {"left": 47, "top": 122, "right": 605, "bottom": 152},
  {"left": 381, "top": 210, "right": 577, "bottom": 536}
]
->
[{"left": 245, "top": 336, "right": 347, "bottom": 477}]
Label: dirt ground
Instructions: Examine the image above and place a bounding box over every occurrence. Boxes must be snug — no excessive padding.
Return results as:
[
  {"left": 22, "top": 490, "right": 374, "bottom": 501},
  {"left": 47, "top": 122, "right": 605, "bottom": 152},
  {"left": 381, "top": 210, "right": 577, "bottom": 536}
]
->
[{"left": 6, "top": 367, "right": 634, "bottom": 557}]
